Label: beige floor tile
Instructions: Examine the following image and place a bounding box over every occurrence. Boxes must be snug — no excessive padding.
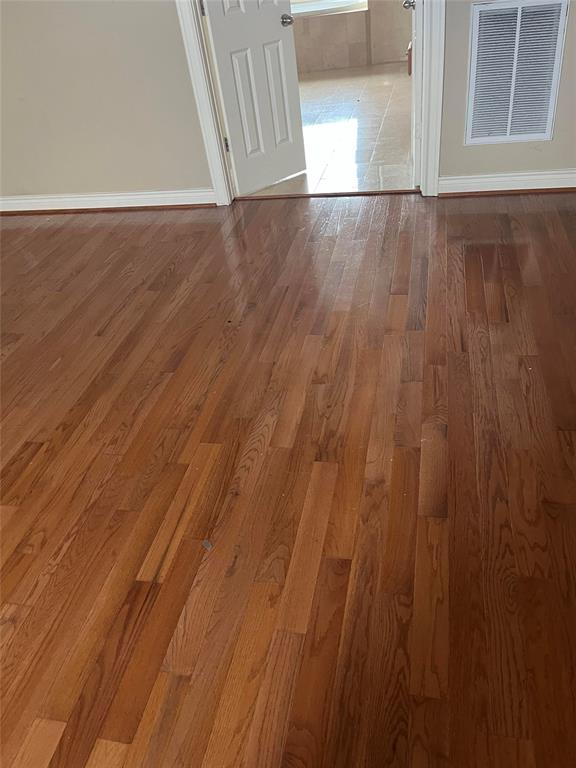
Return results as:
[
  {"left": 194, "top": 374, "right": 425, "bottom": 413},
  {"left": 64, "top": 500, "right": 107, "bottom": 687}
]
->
[
  {"left": 250, "top": 172, "right": 319, "bottom": 197},
  {"left": 371, "top": 141, "right": 410, "bottom": 164},
  {"left": 249, "top": 62, "right": 413, "bottom": 196},
  {"left": 361, "top": 163, "right": 413, "bottom": 188},
  {"left": 357, "top": 126, "right": 382, "bottom": 139}
]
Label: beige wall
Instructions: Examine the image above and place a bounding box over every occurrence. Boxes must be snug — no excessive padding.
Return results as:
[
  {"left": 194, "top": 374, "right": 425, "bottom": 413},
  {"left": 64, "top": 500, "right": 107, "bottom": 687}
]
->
[
  {"left": 294, "top": 11, "right": 370, "bottom": 74},
  {"left": 0, "top": 0, "right": 212, "bottom": 197},
  {"left": 440, "top": 0, "right": 576, "bottom": 177},
  {"left": 369, "top": 0, "right": 411, "bottom": 65},
  {"left": 293, "top": 2, "right": 410, "bottom": 75}
]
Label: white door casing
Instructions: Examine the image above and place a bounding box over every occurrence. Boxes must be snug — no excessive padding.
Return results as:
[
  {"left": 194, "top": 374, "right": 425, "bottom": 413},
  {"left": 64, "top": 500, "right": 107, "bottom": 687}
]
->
[
  {"left": 204, "top": 0, "right": 306, "bottom": 196},
  {"left": 419, "top": 0, "right": 445, "bottom": 196},
  {"left": 411, "top": 0, "right": 423, "bottom": 189}
]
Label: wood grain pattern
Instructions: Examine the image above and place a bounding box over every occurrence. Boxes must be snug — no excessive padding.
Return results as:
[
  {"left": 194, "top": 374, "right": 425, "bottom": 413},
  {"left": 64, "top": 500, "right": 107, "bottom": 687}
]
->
[
  {"left": 2, "top": 193, "right": 576, "bottom": 766},
  {"left": 242, "top": 629, "right": 304, "bottom": 767},
  {"left": 409, "top": 696, "right": 449, "bottom": 768},
  {"left": 0, "top": 602, "right": 31, "bottom": 650},
  {"left": 201, "top": 581, "right": 281, "bottom": 768},
  {"left": 48, "top": 581, "right": 161, "bottom": 768},
  {"left": 409, "top": 517, "right": 449, "bottom": 699},
  {"left": 85, "top": 739, "right": 128, "bottom": 768},
  {"left": 282, "top": 557, "right": 351, "bottom": 768},
  {"left": 275, "top": 461, "right": 338, "bottom": 633},
  {"left": 10, "top": 718, "right": 65, "bottom": 768}
]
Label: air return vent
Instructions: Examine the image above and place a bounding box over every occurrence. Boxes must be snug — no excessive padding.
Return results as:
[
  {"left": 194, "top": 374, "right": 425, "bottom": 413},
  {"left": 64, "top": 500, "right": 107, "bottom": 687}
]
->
[{"left": 466, "top": 0, "right": 568, "bottom": 144}]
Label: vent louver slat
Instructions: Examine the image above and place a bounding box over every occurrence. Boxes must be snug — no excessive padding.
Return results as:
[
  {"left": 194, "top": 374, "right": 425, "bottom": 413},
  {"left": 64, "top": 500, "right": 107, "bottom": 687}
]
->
[
  {"left": 510, "top": 3, "right": 562, "bottom": 135},
  {"left": 466, "top": 0, "right": 567, "bottom": 144}
]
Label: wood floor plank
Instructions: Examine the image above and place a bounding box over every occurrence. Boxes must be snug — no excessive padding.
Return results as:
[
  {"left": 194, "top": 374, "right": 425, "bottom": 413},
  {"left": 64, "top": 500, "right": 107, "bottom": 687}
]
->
[
  {"left": 276, "top": 461, "right": 338, "bottom": 633},
  {"left": 424, "top": 200, "right": 447, "bottom": 367},
  {"left": 417, "top": 421, "right": 448, "bottom": 518},
  {"left": 323, "top": 348, "right": 379, "bottom": 559},
  {"left": 162, "top": 443, "right": 286, "bottom": 678},
  {"left": 481, "top": 245, "right": 509, "bottom": 324},
  {"left": 360, "top": 591, "right": 412, "bottom": 768},
  {"left": 242, "top": 629, "right": 304, "bottom": 768},
  {"left": 0, "top": 602, "right": 31, "bottom": 651},
  {"left": 409, "top": 517, "right": 449, "bottom": 699},
  {"left": 406, "top": 198, "right": 430, "bottom": 333},
  {"left": 418, "top": 363, "right": 448, "bottom": 518},
  {"left": 85, "top": 740, "right": 128, "bottom": 768},
  {"left": 1, "top": 451, "right": 123, "bottom": 606},
  {"left": 121, "top": 671, "right": 188, "bottom": 768},
  {"left": 136, "top": 442, "right": 222, "bottom": 582},
  {"left": 48, "top": 581, "right": 161, "bottom": 768},
  {"left": 320, "top": 467, "right": 387, "bottom": 767},
  {"left": 323, "top": 464, "right": 413, "bottom": 767},
  {"left": 153, "top": 448, "right": 295, "bottom": 766},
  {"left": 394, "top": 381, "right": 423, "bottom": 449},
  {"left": 0, "top": 482, "right": 139, "bottom": 763},
  {"left": 446, "top": 223, "right": 467, "bottom": 355},
  {"left": 100, "top": 536, "right": 205, "bottom": 742},
  {"left": 558, "top": 428, "right": 576, "bottom": 478},
  {"left": 365, "top": 333, "right": 404, "bottom": 486},
  {"left": 255, "top": 440, "right": 317, "bottom": 586},
  {"left": 408, "top": 696, "right": 449, "bottom": 768},
  {"left": 390, "top": 197, "right": 415, "bottom": 297},
  {"left": 2, "top": 194, "right": 576, "bottom": 767},
  {"left": 526, "top": 284, "right": 576, "bottom": 430},
  {"left": 272, "top": 334, "right": 322, "bottom": 449},
  {"left": 37, "top": 464, "right": 184, "bottom": 724},
  {"left": 379, "top": 445, "right": 420, "bottom": 595},
  {"left": 10, "top": 718, "right": 65, "bottom": 768},
  {"left": 507, "top": 449, "right": 552, "bottom": 579},
  {"left": 402, "top": 330, "right": 425, "bottom": 383},
  {"left": 282, "top": 557, "right": 351, "bottom": 768},
  {"left": 447, "top": 352, "right": 491, "bottom": 767},
  {"left": 490, "top": 737, "right": 536, "bottom": 768},
  {"left": 466, "top": 248, "right": 530, "bottom": 739},
  {"left": 518, "top": 577, "right": 576, "bottom": 767},
  {"left": 384, "top": 294, "right": 408, "bottom": 333},
  {"left": 201, "top": 581, "right": 281, "bottom": 768}
]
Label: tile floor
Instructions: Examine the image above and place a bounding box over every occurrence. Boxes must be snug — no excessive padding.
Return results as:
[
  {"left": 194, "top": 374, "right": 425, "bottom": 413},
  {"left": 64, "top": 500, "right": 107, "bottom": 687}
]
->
[{"left": 250, "top": 63, "right": 413, "bottom": 196}]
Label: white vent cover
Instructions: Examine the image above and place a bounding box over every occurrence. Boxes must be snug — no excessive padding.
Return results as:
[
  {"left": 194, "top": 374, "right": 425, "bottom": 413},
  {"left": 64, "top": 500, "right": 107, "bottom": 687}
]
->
[{"left": 466, "top": 0, "right": 568, "bottom": 144}]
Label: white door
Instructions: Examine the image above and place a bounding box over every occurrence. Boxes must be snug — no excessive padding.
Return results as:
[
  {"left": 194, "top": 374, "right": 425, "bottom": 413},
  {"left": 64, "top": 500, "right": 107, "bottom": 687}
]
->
[
  {"left": 409, "top": 0, "right": 423, "bottom": 189},
  {"left": 204, "top": 0, "right": 306, "bottom": 196}
]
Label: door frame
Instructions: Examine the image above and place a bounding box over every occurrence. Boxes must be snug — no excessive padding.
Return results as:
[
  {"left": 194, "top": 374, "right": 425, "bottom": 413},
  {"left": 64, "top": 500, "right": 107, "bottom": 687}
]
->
[
  {"left": 418, "top": 0, "right": 445, "bottom": 196},
  {"left": 176, "top": 0, "right": 233, "bottom": 205},
  {"left": 177, "top": 0, "right": 445, "bottom": 202}
]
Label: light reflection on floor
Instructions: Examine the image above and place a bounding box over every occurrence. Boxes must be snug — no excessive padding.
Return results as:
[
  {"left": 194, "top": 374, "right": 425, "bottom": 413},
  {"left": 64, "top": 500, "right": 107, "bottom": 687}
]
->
[
  {"left": 304, "top": 118, "right": 360, "bottom": 188},
  {"left": 250, "top": 62, "right": 413, "bottom": 196}
]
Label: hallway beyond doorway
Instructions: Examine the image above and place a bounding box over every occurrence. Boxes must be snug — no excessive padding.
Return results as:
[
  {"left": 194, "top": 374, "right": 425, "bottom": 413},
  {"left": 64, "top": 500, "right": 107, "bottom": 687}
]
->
[{"left": 250, "top": 62, "right": 413, "bottom": 197}]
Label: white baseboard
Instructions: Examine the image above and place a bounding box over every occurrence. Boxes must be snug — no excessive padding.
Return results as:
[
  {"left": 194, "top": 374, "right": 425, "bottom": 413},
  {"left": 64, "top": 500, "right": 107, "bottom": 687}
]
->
[
  {"left": 0, "top": 187, "right": 217, "bottom": 212},
  {"left": 438, "top": 169, "right": 576, "bottom": 195}
]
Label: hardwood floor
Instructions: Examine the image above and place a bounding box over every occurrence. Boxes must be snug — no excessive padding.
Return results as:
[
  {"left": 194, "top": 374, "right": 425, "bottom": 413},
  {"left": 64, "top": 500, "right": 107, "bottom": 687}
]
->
[{"left": 1, "top": 193, "right": 576, "bottom": 767}]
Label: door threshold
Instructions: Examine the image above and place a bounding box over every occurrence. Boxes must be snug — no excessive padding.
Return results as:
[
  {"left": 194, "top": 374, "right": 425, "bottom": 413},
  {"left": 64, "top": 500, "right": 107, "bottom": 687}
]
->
[{"left": 236, "top": 188, "right": 420, "bottom": 201}]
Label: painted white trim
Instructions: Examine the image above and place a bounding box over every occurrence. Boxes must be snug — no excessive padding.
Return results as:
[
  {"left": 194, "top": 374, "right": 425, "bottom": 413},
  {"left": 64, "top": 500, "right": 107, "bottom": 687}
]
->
[
  {"left": 438, "top": 169, "right": 576, "bottom": 194},
  {"left": 0, "top": 188, "right": 216, "bottom": 213},
  {"left": 175, "top": 0, "right": 232, "bottom": 205},
  {"left": 419, "top": 0, "right": 446, "bottom": 197},
  {"left": 411, "top": 0, "right": 423, "bottom": 189}
]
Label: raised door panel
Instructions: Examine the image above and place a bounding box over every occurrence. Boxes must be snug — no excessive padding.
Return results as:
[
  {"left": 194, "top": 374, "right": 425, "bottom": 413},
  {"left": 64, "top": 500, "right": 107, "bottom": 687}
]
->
[{"left": 206, "top": 0, "right": 306, "bottom": 195}]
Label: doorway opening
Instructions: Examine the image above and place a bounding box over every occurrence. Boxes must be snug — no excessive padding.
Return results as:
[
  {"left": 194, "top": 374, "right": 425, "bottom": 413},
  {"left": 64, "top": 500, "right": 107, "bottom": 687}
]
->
[
  {"left": 182, "top": 0, "right": 444, "bottom": 202},
  {"left": 252, "top": 63, "right": 412, "bottom": 196},
  {"left": 249, "top": 1, "right": 415, "bottom": 196}
]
